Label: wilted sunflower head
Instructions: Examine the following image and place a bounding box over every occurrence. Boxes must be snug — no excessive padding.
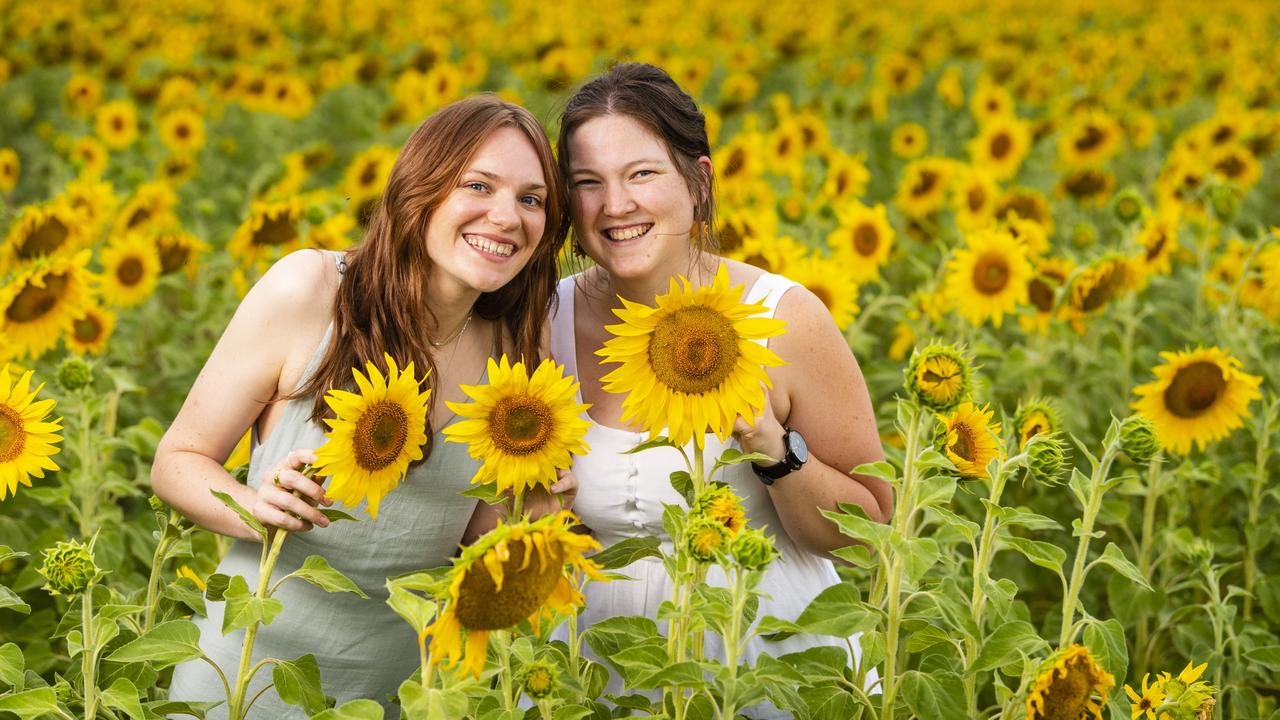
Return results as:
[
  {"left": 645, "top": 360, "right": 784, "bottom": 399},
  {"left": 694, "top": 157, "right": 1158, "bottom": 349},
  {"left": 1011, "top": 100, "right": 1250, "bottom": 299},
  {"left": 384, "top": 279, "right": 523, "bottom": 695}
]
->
[
  {"left": 443, "top": 356, "right": 591, "bottom": 501},
  {"left": 904, "top": 343, "right": 973, "bottom": 411},
  {"left": 935, "top": 401, "right": 1002, "bottom": 480},
  {"left": 39, "top": 538, "right": 100, "bottom": 596},
  {"left": 1026, "top": 644, "right": 1114, "bottom": 720},
  {"left": 312, "top": 353, "right": 431, "bottom": 519}
]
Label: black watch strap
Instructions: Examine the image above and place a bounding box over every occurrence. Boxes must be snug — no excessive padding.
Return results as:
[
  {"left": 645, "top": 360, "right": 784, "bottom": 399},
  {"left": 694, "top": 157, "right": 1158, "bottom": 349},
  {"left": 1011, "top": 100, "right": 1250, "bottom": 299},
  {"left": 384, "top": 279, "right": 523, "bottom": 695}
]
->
[{"left": 752, "top": 428, "right": 806, "bottom": 485}]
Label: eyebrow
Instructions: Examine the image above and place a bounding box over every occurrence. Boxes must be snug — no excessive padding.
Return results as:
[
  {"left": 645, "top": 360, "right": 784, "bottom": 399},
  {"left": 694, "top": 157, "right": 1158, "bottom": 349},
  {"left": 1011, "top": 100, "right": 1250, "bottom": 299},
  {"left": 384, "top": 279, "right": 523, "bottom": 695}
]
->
[
  {"left": 467, "top": 168, "right": 546, "bottom": 191},
  {"left": 570, "top": 158, "right": 667, "bottom": 175}
]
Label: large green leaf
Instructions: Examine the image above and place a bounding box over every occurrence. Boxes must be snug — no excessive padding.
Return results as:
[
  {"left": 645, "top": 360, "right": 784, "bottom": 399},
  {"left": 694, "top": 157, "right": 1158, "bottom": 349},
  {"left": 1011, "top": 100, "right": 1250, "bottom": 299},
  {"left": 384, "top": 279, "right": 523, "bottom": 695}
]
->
[
  {"left": 0, "top": 643, "right": 23, "bottom": 689},
  {"left": 164, "top": 577, "right": 207, "bottom": 616},
  {"left": 274, "top": 654, "right": 327, "bottom": 714},
  {"left": 106, "top": 619, "right": 204, "bottom": 669},
  {"left": 0, "top": 547, "right": 27, "bottom": 565},
  {"left": 971, "top": 621, "right": 1045, "bottom": 673},
  {"left": 222, "top": 575, "right": 284, "bottom": 634},
  {"left": 1244, "top": 646, "right": 1280, "bottom": 671},
  {"left": 210, "top": 490, "right": 266, "bottom": 538},
  {"left": 1092, "top": 543, "right": 1152, "bottom": 590},
  {"left": 397, "top": 678, "right": 473, "bottom": 720},
  {"left": 632, "top": 660, "right": 706, "bottom": 690},
  {"left": 0, "top": 687, "right": 60, "bottom": 719},
  {"left": 900, "top": 536, "right": 940, "bottom": 583},
  {"left": 310, "top": 698, "right": 386, "bottom": 719},
  {"left": 800, "top": 684, "right": 860, "bottom": 720},
  {"left": 284, "top": 555, "right": 369, "bottom": 598},
  {"left": 0, "top": 585, "right": 30, "bottom": 615},
  {"left": 822, "top": 504, "right": 891, "bottom": 550},
  {"left": 792, "top": 583, "right": 880, "bottom": 638},
  {"left": 900, "top": 670, "right": 967, "bottom": 720},
  {"left": 1084, "top": 618, "right": 1128, "bottom": 684},
  {"left": 100, "top": 677, "right": 146, "bottom": 720},
  {"left": 593, "top": 536, "right": 662, "bottom": 570},
  {"left": 386, "top": 584, "right": 436, "bottom": 636},
  {"left": 1003, "top": 536, "right": 1067, "bottom": 577}
]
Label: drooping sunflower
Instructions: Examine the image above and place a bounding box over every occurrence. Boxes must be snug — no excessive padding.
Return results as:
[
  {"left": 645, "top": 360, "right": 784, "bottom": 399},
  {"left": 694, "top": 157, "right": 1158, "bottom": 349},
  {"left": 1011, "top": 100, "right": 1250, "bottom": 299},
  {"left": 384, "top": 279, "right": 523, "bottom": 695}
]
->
[
  {"left": 112, "top": 181, "right": 178, "bottom": 237},
  {"left": 312, "top": 354, "right": 432, "bottom": 519},
  {"left": 827, "top": 202, "right": 894, "bottom": 284},
  {"left": 427, "top": 510, "right": 604, "bottom": 677},
  {"left": 154, "top": 227, "right": 210, "bottom": 278},
  {"left": 1, "top": 201, "right": 86, "bottom": 272},
  {"left": 936, "top": 401, "right": 1001, "bottom": 480},
  {"left": 1021, "top": 256, "right": 1074, "bottom": 335},
  {"left": 157, "top": 108, "right": 206, "bottom": 156},
  {"left": 596, "top": 263, "right": 786, "bottom": 449},
  {"left": 904, "top": 343, "right": 972, "bottom": 412},
  {"left": 787, "top": 254, "right": 860, "bottom": 331},
  {"left": 1026, "top": 644, "right": 1115, "bottom": 720},
  {"left": 0, "top": 365, "right": 63, "bottom": 501},
  {"left": 1013, "top": 399, "right": 1062, "bottom": 448},
  {"left": 1131, "top": 347, "right": 1262, "bottom": 455},
  {"left": 1056, "top": 167, "right": 1116, "bottom": 207},
  {"left": 995, "top": 187, "right": 1054, "bottom": 236},
  {"left": 1134, "top": 212, "right": 1180, "bottom": 277},
  {"left": 944, "top": 227, "right": 1032, "bottom": 328},
  {"left": 94, "top": 100, "right": 139, "bottom": 150},
  {"left": 443, "top": 356, "right": 591, "bottom": 499},
  {"left": 1064, "top": 255, "right": 1135, "bottom": 328},
  {"left": 0, "top": 252, "right": 95, "bottom": 359},
  {"left": 99, "top": 234, "right": 161, "bottom": 307},
  {"left": 66, "top": 305, "right": 116, "bottom": 356},
  {"left": 226, "top": 197, "right": 308, "bottom": 266}
]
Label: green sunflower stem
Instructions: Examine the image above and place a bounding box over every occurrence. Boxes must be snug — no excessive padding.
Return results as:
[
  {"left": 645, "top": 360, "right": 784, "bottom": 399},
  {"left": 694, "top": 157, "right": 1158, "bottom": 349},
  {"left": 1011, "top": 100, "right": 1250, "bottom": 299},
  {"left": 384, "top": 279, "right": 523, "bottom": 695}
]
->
[
  {"left": 964, "top": 458, "right": 1011, "bottom": 715},
  {"left": 1243, "top": 399, "right": 1274, "bottom": 621},
  {"left": 1059, "top": 443, "right": 1119, "bottom": 648},
  {"left": 880, "top": 404, "right": 924, "bottom": 720},
  {"left": 1134, "top": 452, "right": 1164, "bottom": 676},
  {"left": 718, "top": 567, "right": 750, "bottom": 720},
  {"left": 229, "top": 524, "right": 290, "bottom": 720},
  {"left": 81, "top": 584, "right": 100, "bottom": 719},
  {"left": 142, "top": 515, "right": 177, "bottom": 634},
  {"left": 496, "top": 631, "right": 516, "bottom": 711}
]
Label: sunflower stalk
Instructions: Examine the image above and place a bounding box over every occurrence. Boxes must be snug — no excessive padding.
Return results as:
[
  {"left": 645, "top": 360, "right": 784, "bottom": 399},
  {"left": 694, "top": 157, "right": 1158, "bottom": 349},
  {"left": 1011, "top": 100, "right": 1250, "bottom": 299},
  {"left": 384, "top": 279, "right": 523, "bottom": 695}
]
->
[
  {"left": 80, "top": 584, "right": 100, "bottom": 719},
  {"left": 1242, "top": 395, "right": 1277, "bottom": 620},
  {"left": 880, "top": 403, "right": 925, "bottom": 719},
  {"left": 1134, "top": 452, "right": 1165, "bottom": 676},
  {"left": 1059, "top": 435, "right": 1121, "bottom": 648},
  {"left": 963, "top": 454, "right": 1017, "bottom": 715},
  {"left": 716, "top": 566, "right": 750, "bottom": 720}
]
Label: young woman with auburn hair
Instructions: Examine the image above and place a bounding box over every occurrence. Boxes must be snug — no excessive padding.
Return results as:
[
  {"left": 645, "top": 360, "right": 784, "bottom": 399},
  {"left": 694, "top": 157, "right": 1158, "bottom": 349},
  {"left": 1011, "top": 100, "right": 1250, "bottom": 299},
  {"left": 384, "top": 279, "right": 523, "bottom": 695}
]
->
[
  {"left": 154, "top": 95, "right": 571, "bottom": 716},
  {"left": 552, "top": 64, "right": 891, "bottom": 716}
]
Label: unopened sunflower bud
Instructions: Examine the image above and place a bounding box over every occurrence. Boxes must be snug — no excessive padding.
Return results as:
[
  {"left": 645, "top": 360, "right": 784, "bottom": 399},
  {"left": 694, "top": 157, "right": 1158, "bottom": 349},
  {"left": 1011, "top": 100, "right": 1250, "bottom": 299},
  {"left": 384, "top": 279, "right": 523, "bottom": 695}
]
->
[
  {"left": 1119, "top": 415, "right": 1161, "bottom": 464},
  {"left": 1207, "top": 185, "right": 1240, "bottom": 222},
  {"left": 1013, "top": 399, "right": 1061, "bottom": 448},
  {"left": 684, "top": 516, "right": 730, "bottom": 563},
  {"left": 1025, "top": 433, "right": 1067, "bottom": 484},
  {"left": 903, "top": 343, "right": 972, "bottom": 412},
  {"left": 521, "top": 659, "right": 559, "bottom": 700},
  {"left": 1072, "top": 221, "right": 1098, "bottom": 248},
  {"left": 692, "top": 484, "right": 745, "bottom": 536},
  {"left": 55, "top": 357, "right": 92, "bottom": 391},
  {"left": 38, "top": 539, "right": 99, "bottom": 596},
  {"left": 730, "top": 527, "right": 778, "bottom": 570},
  {"left": 1111, "top": 188, "right": 1145, "bottom": 225},
  {"left": 305, "top": 205, "right": 327, "bottom": 225},
  {"left": 148, "top": 494, "right": 165, "bottom": 512}
]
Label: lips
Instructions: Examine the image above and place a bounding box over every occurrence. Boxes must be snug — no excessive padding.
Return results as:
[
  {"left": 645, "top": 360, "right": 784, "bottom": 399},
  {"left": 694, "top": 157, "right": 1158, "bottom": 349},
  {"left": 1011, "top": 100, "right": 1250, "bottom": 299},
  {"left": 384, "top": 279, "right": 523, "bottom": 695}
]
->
[
  {"left": 603, "top": 223, "right": 653, "bottom": 242},
  {"left": 464, "top": 233, "right": 516, "bottom": 258}
]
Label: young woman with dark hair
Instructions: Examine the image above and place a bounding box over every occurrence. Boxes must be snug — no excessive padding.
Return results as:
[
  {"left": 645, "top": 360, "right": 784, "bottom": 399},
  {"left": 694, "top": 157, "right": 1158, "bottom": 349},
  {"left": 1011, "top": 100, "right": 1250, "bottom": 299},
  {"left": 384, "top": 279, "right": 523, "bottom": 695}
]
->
[
  {"left": 154, "top": 95, "right": 571, "bottom": 716},
  {"left": 552, "top": 63, "right": 892, "bottom": 716}
]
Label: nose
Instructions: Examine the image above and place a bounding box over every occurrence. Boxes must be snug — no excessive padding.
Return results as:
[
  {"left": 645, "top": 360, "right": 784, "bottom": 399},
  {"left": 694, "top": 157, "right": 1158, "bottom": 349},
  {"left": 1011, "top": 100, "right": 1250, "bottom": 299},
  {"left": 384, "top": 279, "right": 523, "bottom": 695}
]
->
[
  {"left": 487, "top": 192, "right": 520, "bottom": 231},
  {"left": 602, "top": 180, "right": 636, "bottom": 217}
]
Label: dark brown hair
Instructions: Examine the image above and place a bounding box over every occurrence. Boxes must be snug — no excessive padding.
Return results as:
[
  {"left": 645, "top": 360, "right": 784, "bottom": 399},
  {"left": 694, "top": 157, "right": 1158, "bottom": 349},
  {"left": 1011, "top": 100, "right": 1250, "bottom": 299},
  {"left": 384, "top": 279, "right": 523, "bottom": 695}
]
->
[
  {"left": 557, "top": 62, "right": 717, "bottom": 254},
  {"left": 294, "top": 95, "right": 569, "bottom": 458}
]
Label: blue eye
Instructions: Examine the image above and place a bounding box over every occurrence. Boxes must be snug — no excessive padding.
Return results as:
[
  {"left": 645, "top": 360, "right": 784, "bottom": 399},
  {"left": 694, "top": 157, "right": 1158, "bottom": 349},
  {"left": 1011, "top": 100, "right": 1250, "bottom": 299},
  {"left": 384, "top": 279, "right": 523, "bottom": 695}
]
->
[
  {"left": 466, "top": 181, "right": 488, "bottom": 192},
  {"left": 522, "top": 195, "right": 545, "bottom": 208},
  {"left": 633, "top": 170, "right": 655, "bottom": 179}
]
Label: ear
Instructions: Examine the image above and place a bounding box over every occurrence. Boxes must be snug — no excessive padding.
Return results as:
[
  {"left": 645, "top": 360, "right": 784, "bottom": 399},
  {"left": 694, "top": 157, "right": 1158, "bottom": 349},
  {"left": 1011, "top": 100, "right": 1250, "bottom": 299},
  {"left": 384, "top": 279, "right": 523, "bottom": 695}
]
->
[{"left": 696, "top": 155, "right": 713, "bottom": 205}]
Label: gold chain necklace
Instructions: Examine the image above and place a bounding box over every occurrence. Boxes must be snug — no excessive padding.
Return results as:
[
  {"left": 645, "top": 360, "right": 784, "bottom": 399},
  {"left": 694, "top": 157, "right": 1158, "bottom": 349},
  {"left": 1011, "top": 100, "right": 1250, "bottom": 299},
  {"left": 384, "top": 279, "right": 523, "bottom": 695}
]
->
[{"left": 429, "top": 308, "right": 474, "bottom": 348}]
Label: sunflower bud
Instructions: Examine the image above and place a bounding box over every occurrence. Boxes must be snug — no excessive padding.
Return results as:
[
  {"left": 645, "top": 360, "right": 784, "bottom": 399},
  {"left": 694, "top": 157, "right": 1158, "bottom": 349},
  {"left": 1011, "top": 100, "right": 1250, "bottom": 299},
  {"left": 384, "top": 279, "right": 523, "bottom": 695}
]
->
[
  {"left": 692, "top": 484, "right": 746, "bottom": 537},
  {"left": 38, "top": 539, "right": 100, "bottom": 597},
  {"left": 1119, "top": 415, "right": 1161, "bottom": 464},
  {"left": 521, "top": 659, "right": 559, "bottom": 700},
  {"left": 1013, "top": 399, "right": 1061, "bottom": 448},
  {"left": 904, "top": 343, "right": 972, "bottom": 412},
  {"left": 1207, "top": 185, "right": 1240, "bottom": 222},
  {"left": 1111, "top": 188, "right": 1146, "bottom": 225},
  {"left": 55, "top": 357, "right": 93, "bottom": 391},
  {"left": 1159, "top": 661, "right": 1217, "bottom": 720},
  {"left": 1072, "top": 221, "right": 1098, "bottom": 248},
  {"left": 730, "top": 527, "right": 778, "bottom": 570},
  {"left": 1025, "top": 433, "right": 1067, "bottom": 484},
  {"left": 684, "top": 516, "right": 731, "bottom": 563},
  {"left": 305, "top": 205, "right": 327, "bottom": 225}
]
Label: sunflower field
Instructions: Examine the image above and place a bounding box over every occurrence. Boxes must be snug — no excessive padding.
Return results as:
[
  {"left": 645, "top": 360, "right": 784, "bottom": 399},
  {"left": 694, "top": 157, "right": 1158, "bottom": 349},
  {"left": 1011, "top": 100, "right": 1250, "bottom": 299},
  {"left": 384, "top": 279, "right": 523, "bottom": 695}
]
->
[{"left": 2, "top": 0, "right": 1279, "bottom": 718}]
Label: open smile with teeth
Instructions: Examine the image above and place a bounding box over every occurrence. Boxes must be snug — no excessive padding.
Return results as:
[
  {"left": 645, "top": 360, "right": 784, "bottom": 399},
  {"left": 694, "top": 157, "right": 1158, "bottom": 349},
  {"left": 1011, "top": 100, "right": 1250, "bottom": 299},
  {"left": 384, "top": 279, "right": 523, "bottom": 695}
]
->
[
  {"left": 464, "top": 234, "right": 515, "bottom": 257},
  {"left": 604, "top": 224, "right": 653, "bottom": 241}
]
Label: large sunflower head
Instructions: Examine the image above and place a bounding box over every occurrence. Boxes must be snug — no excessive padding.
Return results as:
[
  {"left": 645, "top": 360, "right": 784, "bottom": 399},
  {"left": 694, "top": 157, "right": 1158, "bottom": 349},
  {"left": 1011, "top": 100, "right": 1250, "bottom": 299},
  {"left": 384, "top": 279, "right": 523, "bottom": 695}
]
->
[
  {"left": 1131, "top": 346, "right": 1262, "bottom": 455},
  {"left": 2, "top": 201, "right": 87, "bottom": 272},
  {"left": 904, "top": 342, "right": 973, "bottom": 412},
  {"left": 443, "top": 356, "right": 591, "bottom": 501},
  {"left": 99, "top": 233, "right": 162, "bottom": 308},
  {"left": 827, "top": 201, "right": 895, "bottom": 283},
  {"left": 944, "top": 227, "right": 1033, "bottom": 328},
  {"left": 935, "top": 401, "right": 1002, "bottom": 480},
  {"left": 427, "top": 511, "right": 604, "bottom": 677},
  {"left": 226, "top": 196, "right": 308, "bottom": 266},
  {"left": 596, "top": 264, "right": 787, "bottom": 449},
  {"left": 1026, "top": 644, "right": 1115, "bottom": 720},
  {"left": 0, "top": 251, "right": 96, "bottom": 360},
  {"left": 0, "top": 364, "right": 64, "bottom": 501},
  {"left": 312, "top": 353, "right": 432, "bottom": 519}
]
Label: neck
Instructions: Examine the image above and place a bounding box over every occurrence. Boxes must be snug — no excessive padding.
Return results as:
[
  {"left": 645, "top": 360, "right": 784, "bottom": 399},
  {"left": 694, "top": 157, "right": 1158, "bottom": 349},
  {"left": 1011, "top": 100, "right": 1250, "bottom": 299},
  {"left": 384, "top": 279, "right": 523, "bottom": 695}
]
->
[
  {"left": 425, "top": 278, "right": 481, "bottom": 343},
  {"left": 604, "top": 250, "right": 717, "bottom": 307}
]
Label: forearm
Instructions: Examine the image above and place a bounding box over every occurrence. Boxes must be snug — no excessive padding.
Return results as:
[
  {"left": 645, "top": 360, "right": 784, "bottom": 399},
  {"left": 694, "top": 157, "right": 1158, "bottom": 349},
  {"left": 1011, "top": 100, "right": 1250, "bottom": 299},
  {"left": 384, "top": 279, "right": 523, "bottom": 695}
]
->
[
  {"left": 151, "top": 449, "right": 263, "bottom": 542},
  {"left": 766, "top": 456, "right": 889, "bottom": 556}
]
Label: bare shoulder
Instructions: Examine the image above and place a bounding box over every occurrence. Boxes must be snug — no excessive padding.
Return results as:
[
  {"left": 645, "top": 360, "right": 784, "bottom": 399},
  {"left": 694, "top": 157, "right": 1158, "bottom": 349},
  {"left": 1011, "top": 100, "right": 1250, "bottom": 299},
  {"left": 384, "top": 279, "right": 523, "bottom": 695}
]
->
[
  {"left": 716, "top": 257, "right": 766, "bottom": 290},
  {"left": 772, "top": 280, "right": 844, "bottom": 348},
  {"left": 246, "top": 249, "right": 341, "bottom": 319}
]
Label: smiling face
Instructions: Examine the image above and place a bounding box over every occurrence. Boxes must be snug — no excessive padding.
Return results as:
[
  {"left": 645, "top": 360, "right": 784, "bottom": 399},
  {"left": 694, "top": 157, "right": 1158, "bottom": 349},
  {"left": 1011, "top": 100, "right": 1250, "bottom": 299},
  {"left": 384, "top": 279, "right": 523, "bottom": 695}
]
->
[
  {"left": 567, "top": 113, "right": 710, "bottom": 285},
  {"left": 425, "top": 125, "right": 549, "bottom": 296}
]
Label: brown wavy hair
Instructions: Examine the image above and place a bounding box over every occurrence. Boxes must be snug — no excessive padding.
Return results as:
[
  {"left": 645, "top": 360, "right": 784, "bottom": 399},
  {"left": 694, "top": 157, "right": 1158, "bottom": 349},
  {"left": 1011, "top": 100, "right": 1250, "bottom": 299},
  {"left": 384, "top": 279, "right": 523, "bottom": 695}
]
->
[{"left": 293, "top": 95, "right": 569, "bottom": 459}]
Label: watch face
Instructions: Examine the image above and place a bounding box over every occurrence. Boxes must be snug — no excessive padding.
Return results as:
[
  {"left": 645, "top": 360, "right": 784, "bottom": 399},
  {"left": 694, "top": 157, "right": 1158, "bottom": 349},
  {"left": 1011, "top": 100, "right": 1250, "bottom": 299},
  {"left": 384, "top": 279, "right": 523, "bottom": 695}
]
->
[{"left": 788, "top": 430, "right": 809, "bottom": 465}]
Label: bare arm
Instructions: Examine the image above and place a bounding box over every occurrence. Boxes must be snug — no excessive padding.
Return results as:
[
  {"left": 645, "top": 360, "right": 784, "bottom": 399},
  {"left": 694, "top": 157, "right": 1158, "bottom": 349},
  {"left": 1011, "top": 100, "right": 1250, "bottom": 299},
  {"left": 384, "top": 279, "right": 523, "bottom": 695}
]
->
[
  {"left": 734, "top": 286, "right": 892, "bottom": 556},
  {"left": 151, "top": 251, "right": 336, "bottom": 542}
]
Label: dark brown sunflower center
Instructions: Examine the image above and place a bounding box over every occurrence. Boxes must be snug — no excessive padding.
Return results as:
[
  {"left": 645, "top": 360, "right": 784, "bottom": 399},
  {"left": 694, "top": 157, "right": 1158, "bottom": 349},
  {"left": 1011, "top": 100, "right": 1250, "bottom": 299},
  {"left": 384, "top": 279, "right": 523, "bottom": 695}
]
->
[
  {"left": 950, "top": 423, "right": 977, "bottom": 462},
  {"left": 972, "top": 254, "right": 1010, "bottom": 294},
  {"left": 352, "top": 401, "right": 409, "bottom": 471},
  {"left": 776, "top": 137, "right": 793, "bottom": 157},
  {"left": 175, "top": 123, "right": 191, "bottom": 140},
  {"left": 1214, "top": 154, "right": 1245, "bottom": 178},
  {"left": 990, "top": 132, "right": 1012, "bottom": 159},
  {"left": 1163, "top": 361, "right": 1226, "bottom": 419},
  {"left": 159, "top": 242, "right": 191, "bottom": 274},
  {"left": 488, "top": 396, "right": 553, "bottom": 455},
  {"left": 5, "top": 273, "right": 70, "bottom": 323},
  {"left": 117, "top": 257, "right": 145, "bottom": 286},
  {"left": 834, "top": 169, "right": 850, "bottom": 196},
  {"left": 111, "top": 116, "right": 125, "bottom": 132},
  {"left": 1040, "top": 659, "right": 1093, "bottom": 719},
  {"left": 912, "top": 170, "right": 939, "bottom": 197},
  {"left": 742, "top": 253, "right": 772, "bottom": 272},
  {"left": 455, "top": 542, "right": 562, "bottom": 630},
  {"left": 649, "top": 306, "right": 740, "bottom": 394},
  {"left": 74, "top": 314, "right": 103, "bottom": 342},
  {"left": 1065, "top": 170, "right": 1108, "bottom": 197},
  {"left": 252, "top": 214, "right": 299, "bottom": 246},
  {"left": 853, "top": 223, "right": 879, "bottom": 255},
  {"left": 0, "top": 405, "right": 24, "bottom": 462},
  {"left": 18, "top": 217, "right": 70, "bottom": 259},
  {"left": 810, "top": 286, "right": 834, "bottom": 310},
  {"left": 724, "top": 148, "right": 746, "bottom": 178},
  {"left": 967, "top": 186, "right": 987, "bottom": 212},
  {"left": 1144, "top": 232, "right": 1167, "bottom": 261},
  {"left": 1074, "top": 125, "right": 1105, "bottom": 152},
  {"left": 125, "top": 206, "right": 152, "bottom": 230},
  {"left": 1028, "top": 277, "right": 1055, "bottom": 312},
  {"left": 358, "top": 162, "right": 379, "bottom": 187},
  {"left": 719, "top": 223, "right": 744, "bottom": 252}
]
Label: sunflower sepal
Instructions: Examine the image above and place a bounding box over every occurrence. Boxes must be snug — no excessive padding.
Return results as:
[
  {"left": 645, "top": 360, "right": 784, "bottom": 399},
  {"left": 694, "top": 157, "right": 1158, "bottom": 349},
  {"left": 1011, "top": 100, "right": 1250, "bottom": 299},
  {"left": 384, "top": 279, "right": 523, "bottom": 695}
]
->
[
  {"left": 211, "top": 490, "right": 267, "bottom": 540},
  {"left": 621, "top": 435, "right": 678, "bottom": 454}
]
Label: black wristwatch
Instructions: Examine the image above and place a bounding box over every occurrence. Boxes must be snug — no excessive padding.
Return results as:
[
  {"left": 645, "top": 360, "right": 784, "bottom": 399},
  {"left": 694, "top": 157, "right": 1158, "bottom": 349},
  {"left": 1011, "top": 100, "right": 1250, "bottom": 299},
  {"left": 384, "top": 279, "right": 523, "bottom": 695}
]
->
[{"left": 752, "top": 427, "right": 809, "bottom": 485}]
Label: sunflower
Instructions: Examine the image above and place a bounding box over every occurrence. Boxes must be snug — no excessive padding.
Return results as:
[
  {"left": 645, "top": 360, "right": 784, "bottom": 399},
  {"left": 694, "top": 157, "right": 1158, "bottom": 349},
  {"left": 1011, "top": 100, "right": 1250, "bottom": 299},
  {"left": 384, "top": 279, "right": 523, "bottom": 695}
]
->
[
  {"left": 312, "top": 354, "right": 432, "bottom": 519},
  {"left": 891, "top": 122, "right": 927, "bottom": 159},
  {"left": 951, "top": 168, "right": 999, "bottom": 231},
  {"left": 1021, "top": 257, "right": 1074, "bottom": 335},
  {"left": 340, "top": 145, "right": 397, "bottom": 203},
  {"left": 0, "top": 252, "right": 95, "bottom": 359},
  {"left": 944, "top": 227, "right": 1032, "bottom": 328},
  {"left": 226, "top": 197, "right": 308, "bottom": 266},
  {"left": 443, "top": 356, "right": 591, "bottom": 499},
  {"left": 995, "top": 187, "right": 1054, "bottom": 236},
  {"left": 99, "top": 234, "right": 161, "bottom": 307},
  {"left": 970, "top": 77, "right": 1015, "bottom": 124},
  {"left": 787, "top": 254, "right": 860, "bottom": 330},
  {"left": 94, "top": 100, "right": 139, "bottom": 150},
  {"left": 66, "top": 305, "right": 116, "bottom": 356},
  {"left": 936, "top": 402, "right": 1001, "bottom": 480},
  {"left": 1013, "top": 399, "right": 1062, "bottom": 448},
  {"left": 827, "top": 202, "right": 894, "bottom": 283},
  {"left": 70, "top": 137, "right": 108, "bottom": 176},
  {"left": 0, "top": 365, "right": 63, "bottom": 501},
  {"left": 1134, "top": 212, "right": 1180, "bottom": 276},
  {"left": 1131, "top": 347, "right": 1262, "bottom": 455},
  {"left": 1208, "top": 145, "right": 1260, "bottom": 188},
  {"left": 728, "top": 234, "right": 807, "bottom": 277},
  {"left": 112, "top": 182, "right": 178, "bottom": 237},
  {"left": 692, "top": 483, "right": 746, "bottom": 536},
  {"left": 875, "top": 52, "right": 923, "bottom": 95},
  {"left": 154, "top": 227, "right": 210, "bottom": 277},
  {"left": 427, "top": 511, "right": 604, "bottom": 677},
  {"left": 1005, "top": 216, "right": 1050, "bottom": 259},
  {"left": 896, "top": 157, "right": 953, "bottom": 219},
  {"left": 1124, "top": 673, "right": 1167, "bottom": 720},
  {"left": 969, "top": 115, "right": 1031, "bottom": 181},
  {"left": 61, "top": 175, "right": 118, "bottom": 239},
  {"left": 904, "top": 343, "right": 972, "bottom": 411},
  {"left": 596, "top": 263, "right": 786, "bottom": 449},
  {"left": 0, "top": 148, "right": 18, "bottom": 192},
  {"left": 1058, "top": 110, "right": 1123, "bottom": 168},
  {"left": 64, "top": 74, "right": 102, "bottom": 116},
  {"left": 764, "top": 123, "right": 806, "bottom": 178},
  {"left": 158, "top": 108, "right": 205, "bottom": 156},
  {"left": 1, "top": 201, "right": 86, "bottom": 272},
  {"left": 1026, "top": 645, "right": 1114, "bottom": 720},
  {"left": 818, "top": 151, "right": 870, "bottom": 205},
  {"left": 1065, "top": 255, "right": 1135, "bottom": 325}
]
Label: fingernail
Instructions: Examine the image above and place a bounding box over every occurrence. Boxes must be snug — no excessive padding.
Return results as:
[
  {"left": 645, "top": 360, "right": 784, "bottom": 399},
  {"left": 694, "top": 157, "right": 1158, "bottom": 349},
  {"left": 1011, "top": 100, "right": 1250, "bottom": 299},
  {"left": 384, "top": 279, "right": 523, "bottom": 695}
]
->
[{"left": 320, "top": 518, "right": 330, "bottom": 527}]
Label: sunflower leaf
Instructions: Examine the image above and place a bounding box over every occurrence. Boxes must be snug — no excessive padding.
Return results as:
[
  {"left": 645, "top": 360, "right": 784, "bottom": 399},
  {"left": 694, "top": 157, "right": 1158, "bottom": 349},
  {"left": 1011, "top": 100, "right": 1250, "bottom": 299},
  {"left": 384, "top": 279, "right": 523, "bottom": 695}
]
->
[
  {"left": 0, "top": 546, "right": 28, "bottom": 566},
  {"left": 100, "top": 677, "right": 146, "bottom": 720},
  {"left": 273, "top": 654, "right": 327, "bottom": 714},
  {"left": 824, "top": 503, "right": 891, "bottom": 551},
  {"left": 222, "top": 575, "right": 284, "bottom": 634},
  {"left": 459, "top": 483, "right": 503, "bottom": 506},
  {"left": 711, "top": 448, "right": 774, "bottom": 473},
  {"left": 309, "top": 698, "right": 386, "bottom": 720},
  {"left": 1084, "top": 618, "right": 1128, "bottom": 682},
  {"left": 0, "top": 687, "right": 60, "bottom": 719},
  {"left": 283, "top": 555, "right": 369, "bottom": 598},
  {"left": 622, "top": 436, "right": 675, "bottom": 454},
  {"left": 0, "top": 643, "right": 24, "bottom": 690},
  {"left": 1243, "top": 646, "right": 1280, "bottom": 671},
  {"left": 970, "top": 621, "right": 1044, "bottom": 674},
  {"left": 1092, "top": 543, "right": 1151, "bottom": 590},
  {"left": 594, "top": 536, "right": 662, "bottom": 570},
  {"left": 106, "top": 620, "right": 203, "bottom": 669},
  {"left": 1002, "top": 536, "right": 1067, "bottom": 577},
  {"left": 210, "top": 491, "right": 267, "bottom": 539},
  {"left": 318, "top": 508, "right": 360, "bottom": 523},
  {"left": 0, "top": 585, "right": 30, "bottom": 615},
  {"left": 900, "top": 670, "right": 967, "bottom": 720},
  {"left": 669, "top": 470, "right": 694, "bottom": 505}
]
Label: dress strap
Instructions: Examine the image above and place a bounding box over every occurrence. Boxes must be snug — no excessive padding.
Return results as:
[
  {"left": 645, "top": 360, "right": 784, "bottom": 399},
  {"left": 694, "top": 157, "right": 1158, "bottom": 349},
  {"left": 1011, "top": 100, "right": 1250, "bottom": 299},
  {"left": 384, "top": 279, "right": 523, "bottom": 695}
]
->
[
  {"left": 551, "top": 276, "right": 579, "bottom": 378},
  {"left": 743, "top": 272, "right": 801, "bottom": 321}
]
